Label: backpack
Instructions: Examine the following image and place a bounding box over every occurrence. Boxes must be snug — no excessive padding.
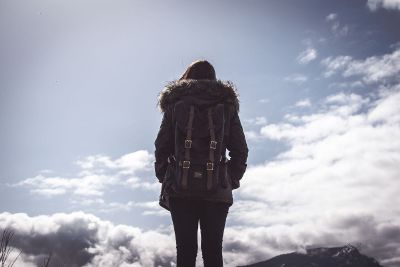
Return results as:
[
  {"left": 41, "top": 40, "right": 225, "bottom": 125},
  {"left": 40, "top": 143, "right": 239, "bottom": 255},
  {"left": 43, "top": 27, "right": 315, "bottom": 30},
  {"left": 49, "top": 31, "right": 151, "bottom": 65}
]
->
[{"left": 169, "top": 100, "right": 227, "bottom": 194}]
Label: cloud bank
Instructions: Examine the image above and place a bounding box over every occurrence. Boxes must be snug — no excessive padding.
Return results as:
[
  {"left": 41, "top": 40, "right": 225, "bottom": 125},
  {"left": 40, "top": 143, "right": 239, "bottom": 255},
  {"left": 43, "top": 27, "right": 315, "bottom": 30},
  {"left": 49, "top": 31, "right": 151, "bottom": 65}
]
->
[
  {"left": 0, "top": 212, "right": 175, "bottom": 267},
  {"left": 236, "top": 48, "right": 400, "bottom": 266}
]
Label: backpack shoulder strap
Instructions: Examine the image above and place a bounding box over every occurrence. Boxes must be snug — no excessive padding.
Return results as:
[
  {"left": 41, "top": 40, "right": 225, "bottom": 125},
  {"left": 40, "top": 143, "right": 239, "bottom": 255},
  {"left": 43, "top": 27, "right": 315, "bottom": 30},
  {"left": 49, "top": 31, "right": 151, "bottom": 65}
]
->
[
  {"left": 223, "top": 103, "right": 234, "bottom": 137},
  {"left": 206, "top": 103, "right": 225, "bottom": 190},
  {"left": 181, "top": 105, "right": 195, "bottom": 190},
  {"left": 206, "top": 107, "right": 216, "bottom": 190}
]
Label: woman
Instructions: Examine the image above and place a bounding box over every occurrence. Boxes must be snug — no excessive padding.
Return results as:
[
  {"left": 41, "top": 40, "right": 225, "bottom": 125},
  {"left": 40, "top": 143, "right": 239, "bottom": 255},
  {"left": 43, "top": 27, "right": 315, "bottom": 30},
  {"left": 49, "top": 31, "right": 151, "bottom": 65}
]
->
[{"left": 154, "top": 60, "right": 248, "bottom": 267}]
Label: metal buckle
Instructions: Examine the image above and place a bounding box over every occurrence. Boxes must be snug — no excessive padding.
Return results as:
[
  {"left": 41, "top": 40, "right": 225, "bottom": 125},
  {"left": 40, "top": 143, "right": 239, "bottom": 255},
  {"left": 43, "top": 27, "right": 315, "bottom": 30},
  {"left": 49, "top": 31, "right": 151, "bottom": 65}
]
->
[
  {"left": 210, "top": 141, "right": 217, "bottom": 149},
  {"left": 184, "top": 139, "right": 192, "bottom": 148},
  {"left": 182, "top": 160, "right": 190, "bottom": 169},
  {"left": 167, "top": 155, "right": 176, "bottom": 163},
  {"left": 206, "top": 162, "right": 214, "bottom": 171}
]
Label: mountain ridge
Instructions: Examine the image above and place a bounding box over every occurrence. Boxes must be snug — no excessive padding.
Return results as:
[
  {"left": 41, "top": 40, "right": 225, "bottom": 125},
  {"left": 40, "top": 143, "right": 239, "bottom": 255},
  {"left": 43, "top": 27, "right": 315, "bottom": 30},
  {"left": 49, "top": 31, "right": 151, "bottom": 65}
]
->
[{"left": 239, "top": 244, "right": 383, "bottom": 267}]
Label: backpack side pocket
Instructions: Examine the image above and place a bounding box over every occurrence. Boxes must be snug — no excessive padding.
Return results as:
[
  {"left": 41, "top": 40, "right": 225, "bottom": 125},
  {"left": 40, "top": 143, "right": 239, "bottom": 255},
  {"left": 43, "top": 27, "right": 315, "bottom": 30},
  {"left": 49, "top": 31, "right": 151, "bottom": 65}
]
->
[{"left": 159, "top": 156, "right": 175, "bottom": 211}]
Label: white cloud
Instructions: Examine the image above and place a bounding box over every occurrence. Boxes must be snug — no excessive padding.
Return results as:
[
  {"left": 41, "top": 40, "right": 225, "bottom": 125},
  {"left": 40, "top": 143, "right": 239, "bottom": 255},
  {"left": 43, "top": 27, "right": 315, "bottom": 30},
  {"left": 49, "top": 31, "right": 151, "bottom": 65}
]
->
[
  {"left": 260, "top": 92, "right": 369, "bottom": 143},
  {"left": 75, "top": 150, "right": 153, "bottom": 175},
  {"left": 15, "top": 174, "right": 118, "bottom": 197},
  {"left": 332, "top": 22, "right": 349, "bottom": 37},
  {"left": 284, "top": 73, "right": 308, "bottom": 84},
  {"left": 368, "top": 87, "right": 400, "bottom": 124},
  {"left": 261, "top": 92, "right": 370, "bottom": 143},
  {"left": 343, "top": 49, "right": 400, "bottom": 83},
  {"left": 326, "top": 13, "right": 338, "bottom": 21},
  {"left": 325, "top": 13, "right": 350, "bottom": 37},
  {"left": 367, "top": 0, "right": 400, "bottom": 10},
  {"left": 12, "top": 150, "right": 157, "bottom": 197},
  {"left": 297, "top": 48, "right": 317, "bottom": 64},
  {"left": 295, "top": 98, "right": 311, "bottom": 108},
  {"left": 322, "top": 48, "right": 400, "bottom": 83},
  {"left": 244, "top": 130, "right": 263, "bottom": 142},
  {"left": 321, "top": 55, "right": 353, "bottom": 77}
]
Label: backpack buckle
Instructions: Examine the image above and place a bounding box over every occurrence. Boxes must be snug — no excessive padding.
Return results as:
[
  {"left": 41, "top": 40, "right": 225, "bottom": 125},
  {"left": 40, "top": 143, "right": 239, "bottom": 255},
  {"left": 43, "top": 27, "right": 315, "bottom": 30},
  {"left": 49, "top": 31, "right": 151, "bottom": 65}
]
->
[
  {"left": 167, "top": 155, "right": 176, "bottom": 163},
  {"left": 184, "top": 139, "right": 192, "bottom": 148},
  {"left": 206, "top": 162, "right": 214, "bottom": 171},
  {"left": 210, "top": 141, "right": 217, "bottom": 149},
  {"left": 182, "top": 160, "right": 190, "bottom": 169}
]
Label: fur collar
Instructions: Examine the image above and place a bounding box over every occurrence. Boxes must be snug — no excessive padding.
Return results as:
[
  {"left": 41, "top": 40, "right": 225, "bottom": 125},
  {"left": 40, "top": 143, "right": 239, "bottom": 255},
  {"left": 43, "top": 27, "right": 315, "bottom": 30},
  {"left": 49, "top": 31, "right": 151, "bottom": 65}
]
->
[{"left": 157, "top": 79, "right": 240, "bottom": 113}]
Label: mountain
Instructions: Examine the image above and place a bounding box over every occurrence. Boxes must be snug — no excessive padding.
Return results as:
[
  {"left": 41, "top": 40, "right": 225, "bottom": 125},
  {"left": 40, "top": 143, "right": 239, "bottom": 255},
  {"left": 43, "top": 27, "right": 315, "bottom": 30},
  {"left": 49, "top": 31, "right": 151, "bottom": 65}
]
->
[{"left": 239, "top": 245, "right": 383, "bottom": 267}]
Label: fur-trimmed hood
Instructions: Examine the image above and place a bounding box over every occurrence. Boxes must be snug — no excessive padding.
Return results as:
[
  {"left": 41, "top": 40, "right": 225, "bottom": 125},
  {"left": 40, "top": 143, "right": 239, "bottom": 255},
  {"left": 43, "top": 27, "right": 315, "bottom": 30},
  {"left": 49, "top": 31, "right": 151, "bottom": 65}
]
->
[{"left": 157, "top": 79, "right": 240, "bottom": 113}]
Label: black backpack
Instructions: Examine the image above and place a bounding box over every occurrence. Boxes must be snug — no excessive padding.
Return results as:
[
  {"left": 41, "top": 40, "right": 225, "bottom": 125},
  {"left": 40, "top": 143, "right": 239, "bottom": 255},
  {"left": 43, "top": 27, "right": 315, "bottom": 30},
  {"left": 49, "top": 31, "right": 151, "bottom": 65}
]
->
[{"left": 169, "top": 100, "right": 227, "bottom": 194}]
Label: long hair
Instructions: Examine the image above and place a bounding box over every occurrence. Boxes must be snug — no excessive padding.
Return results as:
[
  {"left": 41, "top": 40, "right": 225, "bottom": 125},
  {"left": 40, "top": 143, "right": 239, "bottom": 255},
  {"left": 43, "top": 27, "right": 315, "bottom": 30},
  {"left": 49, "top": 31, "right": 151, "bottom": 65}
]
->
[{"left": 179, "top": 60, "right": 216, "bottom": 81}]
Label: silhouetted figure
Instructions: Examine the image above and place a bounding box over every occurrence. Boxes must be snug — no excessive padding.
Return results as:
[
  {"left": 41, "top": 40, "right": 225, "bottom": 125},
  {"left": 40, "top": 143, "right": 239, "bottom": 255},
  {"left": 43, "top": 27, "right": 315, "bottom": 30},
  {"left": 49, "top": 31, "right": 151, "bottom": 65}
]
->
[{"left": 155, "top": 60, "right": 248, "bottom": 267}]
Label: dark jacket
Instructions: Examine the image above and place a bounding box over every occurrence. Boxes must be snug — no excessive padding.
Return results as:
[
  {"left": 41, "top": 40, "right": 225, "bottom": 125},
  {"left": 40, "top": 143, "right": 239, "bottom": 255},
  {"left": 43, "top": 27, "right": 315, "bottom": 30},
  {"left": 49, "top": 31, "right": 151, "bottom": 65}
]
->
[{"left": 154, "top": 79, "right": 248, "bottom": 205}]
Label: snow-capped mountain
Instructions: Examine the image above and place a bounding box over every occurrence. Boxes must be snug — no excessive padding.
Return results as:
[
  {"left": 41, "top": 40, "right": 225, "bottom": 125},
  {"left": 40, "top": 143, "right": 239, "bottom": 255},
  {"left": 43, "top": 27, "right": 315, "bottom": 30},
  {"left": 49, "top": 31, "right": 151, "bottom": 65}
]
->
[{"left": 240, "top": 245, "right": 383, "bottom": 267}]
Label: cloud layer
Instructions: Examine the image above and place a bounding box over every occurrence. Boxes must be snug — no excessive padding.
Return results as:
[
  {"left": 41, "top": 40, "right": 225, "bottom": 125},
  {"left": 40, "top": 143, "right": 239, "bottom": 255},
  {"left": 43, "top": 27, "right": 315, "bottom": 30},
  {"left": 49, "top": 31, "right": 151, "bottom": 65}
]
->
[
  {"left": 236, "top": 47, "right": 400, "bottom": 265},
  {"left": 0, "top": 212, "right": 175, "bottom": 267}
]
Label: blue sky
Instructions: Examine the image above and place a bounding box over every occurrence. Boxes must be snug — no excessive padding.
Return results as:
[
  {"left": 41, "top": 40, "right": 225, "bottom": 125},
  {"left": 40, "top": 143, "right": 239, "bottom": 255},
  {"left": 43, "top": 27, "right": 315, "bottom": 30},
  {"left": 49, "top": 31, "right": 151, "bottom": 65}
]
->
[{"left": 1, "top": 0, "right": 400, "bottom": 266}]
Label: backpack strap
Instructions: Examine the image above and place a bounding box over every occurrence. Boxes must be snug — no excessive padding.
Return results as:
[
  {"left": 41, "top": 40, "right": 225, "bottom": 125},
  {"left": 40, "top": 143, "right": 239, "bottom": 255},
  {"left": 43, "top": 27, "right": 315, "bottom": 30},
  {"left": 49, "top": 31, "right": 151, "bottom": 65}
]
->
[
  {"left": 207, "top": 107, "right": 217, "bottom": 191},
  {"left": 181, "top": 105, "right": 195, "bottom": 190}
]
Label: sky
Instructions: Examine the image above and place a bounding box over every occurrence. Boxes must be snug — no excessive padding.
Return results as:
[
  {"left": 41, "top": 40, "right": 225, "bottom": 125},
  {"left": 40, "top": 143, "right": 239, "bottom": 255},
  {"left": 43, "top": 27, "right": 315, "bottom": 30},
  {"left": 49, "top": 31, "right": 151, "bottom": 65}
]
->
[{"left": 1, "top": 0, "right": 400, "bottom": 266}]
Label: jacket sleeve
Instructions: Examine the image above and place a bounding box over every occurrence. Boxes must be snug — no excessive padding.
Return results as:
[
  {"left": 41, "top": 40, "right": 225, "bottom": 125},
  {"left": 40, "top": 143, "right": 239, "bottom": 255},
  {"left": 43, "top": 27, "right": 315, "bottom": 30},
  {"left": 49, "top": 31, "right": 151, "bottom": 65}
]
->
[
  {"left": 154, "top": 106, "right": 174, "bottom": 183},
  {"left": 226, "top": 108, "right": 249, "bottom": 184}
]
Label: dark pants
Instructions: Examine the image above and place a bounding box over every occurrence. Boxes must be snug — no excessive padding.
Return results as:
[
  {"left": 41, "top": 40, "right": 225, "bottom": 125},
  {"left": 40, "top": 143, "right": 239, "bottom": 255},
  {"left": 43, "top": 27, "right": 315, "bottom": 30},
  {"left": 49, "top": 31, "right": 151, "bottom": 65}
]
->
[{"left": 169, "top": 197, "right": 230, "bottom": 267}]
